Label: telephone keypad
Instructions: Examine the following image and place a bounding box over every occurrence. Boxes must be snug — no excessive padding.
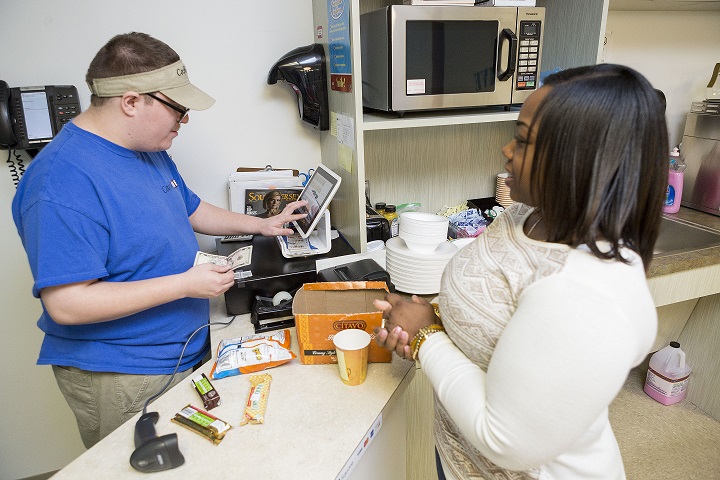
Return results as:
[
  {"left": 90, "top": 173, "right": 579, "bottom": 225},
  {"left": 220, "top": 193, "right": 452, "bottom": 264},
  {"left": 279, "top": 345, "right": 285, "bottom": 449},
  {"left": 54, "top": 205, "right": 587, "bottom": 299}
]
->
[{"left": 5, "top": 84, "right": 81, "bottom": 150}]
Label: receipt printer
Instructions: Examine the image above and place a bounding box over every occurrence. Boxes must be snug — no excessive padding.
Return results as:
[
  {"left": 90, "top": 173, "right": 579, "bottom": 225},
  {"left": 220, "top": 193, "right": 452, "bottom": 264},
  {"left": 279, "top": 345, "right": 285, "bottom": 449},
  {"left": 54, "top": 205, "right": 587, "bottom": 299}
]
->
[{"left": 317, "top": 259, "right": 395, "bottom": 292}]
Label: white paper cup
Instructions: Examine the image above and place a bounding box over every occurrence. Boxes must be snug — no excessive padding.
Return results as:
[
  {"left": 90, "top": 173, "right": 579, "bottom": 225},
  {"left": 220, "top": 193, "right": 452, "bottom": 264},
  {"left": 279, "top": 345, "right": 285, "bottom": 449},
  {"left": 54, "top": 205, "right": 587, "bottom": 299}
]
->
[{"left": 332, "top": 329, "right": 371, "bottom": 386}]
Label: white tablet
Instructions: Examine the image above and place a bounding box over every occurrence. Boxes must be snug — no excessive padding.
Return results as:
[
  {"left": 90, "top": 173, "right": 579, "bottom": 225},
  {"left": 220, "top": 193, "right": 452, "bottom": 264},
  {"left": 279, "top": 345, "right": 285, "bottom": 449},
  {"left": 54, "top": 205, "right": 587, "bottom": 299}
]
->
[{"left": 292, "top": 164, "right": 342, "bottom": 238}]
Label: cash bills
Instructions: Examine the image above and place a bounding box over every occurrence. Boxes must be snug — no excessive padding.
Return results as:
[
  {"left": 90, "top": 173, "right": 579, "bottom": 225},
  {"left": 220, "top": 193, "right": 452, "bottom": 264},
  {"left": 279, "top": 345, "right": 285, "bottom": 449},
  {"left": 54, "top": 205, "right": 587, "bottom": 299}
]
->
[{"left": 194, "top": 245, "right": 252, "bottom": 270}]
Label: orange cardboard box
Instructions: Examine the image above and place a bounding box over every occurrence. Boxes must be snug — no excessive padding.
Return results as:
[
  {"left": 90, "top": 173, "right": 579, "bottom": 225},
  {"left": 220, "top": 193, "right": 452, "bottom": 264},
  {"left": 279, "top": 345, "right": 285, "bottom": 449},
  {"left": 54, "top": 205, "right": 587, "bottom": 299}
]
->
[{"left": 292, "top": 281, "right": 392, "bottom": 365}]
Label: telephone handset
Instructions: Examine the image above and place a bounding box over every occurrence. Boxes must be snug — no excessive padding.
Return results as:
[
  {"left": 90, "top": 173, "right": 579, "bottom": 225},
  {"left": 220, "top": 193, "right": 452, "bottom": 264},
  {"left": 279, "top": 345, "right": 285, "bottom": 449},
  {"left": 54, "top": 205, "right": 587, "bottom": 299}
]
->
[
  {"left": 0, "top": 80, "right": 80, "bottom": 151},
  {"left": 0, "top": 81, "right": 14, "bottom": 146}
]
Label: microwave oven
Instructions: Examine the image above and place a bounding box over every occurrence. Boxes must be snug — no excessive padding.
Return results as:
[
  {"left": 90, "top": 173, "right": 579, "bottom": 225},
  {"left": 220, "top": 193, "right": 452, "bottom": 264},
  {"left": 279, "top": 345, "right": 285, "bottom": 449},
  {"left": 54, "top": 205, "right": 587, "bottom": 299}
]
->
[{"left": 360, "top": 5, "right": 545, "bottom": 114}]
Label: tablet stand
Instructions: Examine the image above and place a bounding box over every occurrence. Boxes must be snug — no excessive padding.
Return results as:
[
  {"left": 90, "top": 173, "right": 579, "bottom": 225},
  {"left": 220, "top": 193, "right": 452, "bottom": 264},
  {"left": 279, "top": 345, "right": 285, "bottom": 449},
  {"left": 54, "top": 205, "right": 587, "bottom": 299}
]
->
[{"left": 277, "top": 210, "right": 331, "bottom": 258}]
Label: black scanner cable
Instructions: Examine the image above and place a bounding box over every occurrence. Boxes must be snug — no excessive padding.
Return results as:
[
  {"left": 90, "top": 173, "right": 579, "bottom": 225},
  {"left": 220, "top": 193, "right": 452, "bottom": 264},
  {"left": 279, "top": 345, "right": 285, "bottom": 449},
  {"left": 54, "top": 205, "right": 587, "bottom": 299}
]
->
[
  {"left": 131, "top": 315, "right": 236, "bottom": 473},
  {"left": 141, "top": 316, "right": 236, "bottom": 415}
]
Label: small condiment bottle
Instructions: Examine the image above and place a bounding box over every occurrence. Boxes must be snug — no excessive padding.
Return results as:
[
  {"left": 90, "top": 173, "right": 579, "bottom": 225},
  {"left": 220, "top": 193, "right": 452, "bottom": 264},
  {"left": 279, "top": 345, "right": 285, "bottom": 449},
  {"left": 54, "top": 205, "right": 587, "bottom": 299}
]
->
[
  {"left": 383, "top": 205, "right": 399, "bottom": 237},
  {"left": 374, "top": 202, "right": 386, "bottom": 215}
]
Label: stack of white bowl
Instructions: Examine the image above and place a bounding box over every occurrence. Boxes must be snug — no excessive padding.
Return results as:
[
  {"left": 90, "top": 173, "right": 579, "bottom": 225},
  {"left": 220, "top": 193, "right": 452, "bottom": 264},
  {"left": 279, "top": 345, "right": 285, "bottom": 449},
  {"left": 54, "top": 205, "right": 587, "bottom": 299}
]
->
[
  {"left": 398, "top": 212, "right": 449, "bottom": 253},
  {"left": 384, "top": 212, "right": 456, "bottom": 295}
]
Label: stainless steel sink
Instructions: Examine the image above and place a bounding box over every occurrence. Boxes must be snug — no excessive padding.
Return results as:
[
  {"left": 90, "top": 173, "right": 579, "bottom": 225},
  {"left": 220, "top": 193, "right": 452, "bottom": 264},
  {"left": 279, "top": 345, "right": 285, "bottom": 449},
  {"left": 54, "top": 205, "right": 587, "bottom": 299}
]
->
[{"left": 653, "top": 216, "right": 720, "bottom": 257}]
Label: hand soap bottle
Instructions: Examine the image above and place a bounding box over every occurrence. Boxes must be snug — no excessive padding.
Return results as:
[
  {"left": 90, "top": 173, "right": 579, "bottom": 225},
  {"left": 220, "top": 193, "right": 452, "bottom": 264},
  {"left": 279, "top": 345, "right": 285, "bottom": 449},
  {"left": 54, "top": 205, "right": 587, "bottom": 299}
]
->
[{"left": 662, "top": 146, "right": 685, "bottom": 214}]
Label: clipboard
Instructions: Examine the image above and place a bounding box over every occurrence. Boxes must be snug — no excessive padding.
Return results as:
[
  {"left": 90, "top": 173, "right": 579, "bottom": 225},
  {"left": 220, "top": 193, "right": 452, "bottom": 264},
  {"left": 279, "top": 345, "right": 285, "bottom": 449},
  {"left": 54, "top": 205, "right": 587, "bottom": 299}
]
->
[
  {"left": 228, "top": 165, "right": 302, "bottom": 214},
  {"left": 236, "top": 164, "right": 299, "bottom": 176}
]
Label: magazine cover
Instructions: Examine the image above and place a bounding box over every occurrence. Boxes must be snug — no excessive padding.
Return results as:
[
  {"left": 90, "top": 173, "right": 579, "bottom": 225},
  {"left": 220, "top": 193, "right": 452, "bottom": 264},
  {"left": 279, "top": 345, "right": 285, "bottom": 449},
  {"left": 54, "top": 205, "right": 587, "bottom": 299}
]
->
[{"left": 244, "top": 188, "right": 302, "bottom": 217}]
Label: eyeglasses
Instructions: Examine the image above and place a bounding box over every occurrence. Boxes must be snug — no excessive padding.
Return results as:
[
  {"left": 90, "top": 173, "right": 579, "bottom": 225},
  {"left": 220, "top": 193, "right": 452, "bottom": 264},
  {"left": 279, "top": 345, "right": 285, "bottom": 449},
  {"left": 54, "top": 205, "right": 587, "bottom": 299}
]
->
[{"left": 146, "top": 93, "right": 189, "bottom": 124}]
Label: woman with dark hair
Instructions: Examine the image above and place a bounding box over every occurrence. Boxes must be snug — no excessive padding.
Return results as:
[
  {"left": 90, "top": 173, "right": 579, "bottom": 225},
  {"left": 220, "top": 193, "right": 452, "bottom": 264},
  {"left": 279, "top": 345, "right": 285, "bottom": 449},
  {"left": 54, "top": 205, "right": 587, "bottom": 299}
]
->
[{"left": 374, "top": 64, "right": 668, "bottom": 479}]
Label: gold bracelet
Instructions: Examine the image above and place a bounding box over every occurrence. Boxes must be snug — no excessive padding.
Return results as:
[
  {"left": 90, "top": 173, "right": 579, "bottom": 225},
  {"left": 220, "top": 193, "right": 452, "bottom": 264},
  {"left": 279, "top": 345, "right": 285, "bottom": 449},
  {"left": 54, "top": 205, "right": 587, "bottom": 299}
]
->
[{"left": 410, "top": 324, "right": 445, "bottom": 361}]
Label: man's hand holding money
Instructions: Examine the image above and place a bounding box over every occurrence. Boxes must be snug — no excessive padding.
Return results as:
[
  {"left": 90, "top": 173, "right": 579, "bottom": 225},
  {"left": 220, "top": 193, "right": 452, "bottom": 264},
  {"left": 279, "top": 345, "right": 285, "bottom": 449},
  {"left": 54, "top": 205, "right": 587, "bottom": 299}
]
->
[
  {"left": 184, "top": 262, "right": 235, "bottom": 299},
  {"left": 194, "top": 246, "right": 253, "bottom": 270},
  {"left": 186, "top": 246, "right": 252, "bottom": 299}
]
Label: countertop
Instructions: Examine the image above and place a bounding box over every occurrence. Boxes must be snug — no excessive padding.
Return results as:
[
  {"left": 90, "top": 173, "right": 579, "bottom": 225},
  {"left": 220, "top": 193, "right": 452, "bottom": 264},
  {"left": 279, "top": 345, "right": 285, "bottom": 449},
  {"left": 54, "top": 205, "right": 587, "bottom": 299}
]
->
[
  {"left": 47, "top": 208, "right": 720, "bottom": 479},
  {"left": 51, "top": 297, "right": 415, "bottom": 480},
  {"left": 647, "top": 207, "right": 720, "bottom": 278}
]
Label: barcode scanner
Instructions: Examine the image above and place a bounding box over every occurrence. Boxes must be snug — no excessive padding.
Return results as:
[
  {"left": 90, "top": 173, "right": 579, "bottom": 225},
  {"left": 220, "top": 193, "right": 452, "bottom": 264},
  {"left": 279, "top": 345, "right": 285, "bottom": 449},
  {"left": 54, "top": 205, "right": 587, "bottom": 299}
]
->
[
  {"left": 130, "top": 412, "right": 184, "bottom": 473},
  {"left": 128, "top": 319, "right": 233, "bottom": 472}
]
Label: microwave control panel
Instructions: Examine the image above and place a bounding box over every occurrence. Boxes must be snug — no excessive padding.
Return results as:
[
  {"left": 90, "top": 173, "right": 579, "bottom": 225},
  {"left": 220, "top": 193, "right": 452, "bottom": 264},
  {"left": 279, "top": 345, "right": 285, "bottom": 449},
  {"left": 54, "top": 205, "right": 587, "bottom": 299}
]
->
[{"left": 516, "top": 21, "right": 542, "bottom": 91}]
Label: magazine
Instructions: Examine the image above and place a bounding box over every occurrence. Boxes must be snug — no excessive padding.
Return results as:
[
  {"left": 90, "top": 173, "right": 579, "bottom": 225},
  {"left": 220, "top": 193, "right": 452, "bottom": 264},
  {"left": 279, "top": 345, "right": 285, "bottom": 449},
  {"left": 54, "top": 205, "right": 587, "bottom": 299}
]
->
[{"left": 244, "top": 188, "right": 302, "bottom": 218}]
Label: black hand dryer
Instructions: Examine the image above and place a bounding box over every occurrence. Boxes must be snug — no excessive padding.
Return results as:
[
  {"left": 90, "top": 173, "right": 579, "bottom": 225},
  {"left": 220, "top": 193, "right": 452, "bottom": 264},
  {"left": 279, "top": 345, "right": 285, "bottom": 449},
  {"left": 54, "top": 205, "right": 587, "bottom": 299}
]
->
[{"left": 268, "top": 44, "right": 329, "bottom": 131}]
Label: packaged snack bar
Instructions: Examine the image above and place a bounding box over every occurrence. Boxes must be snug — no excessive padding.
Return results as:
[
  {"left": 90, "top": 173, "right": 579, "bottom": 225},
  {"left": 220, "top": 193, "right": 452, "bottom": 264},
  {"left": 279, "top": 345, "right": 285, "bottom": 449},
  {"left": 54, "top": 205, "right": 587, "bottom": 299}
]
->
[
  {"left": 240, "top": 374, "right": 272, "bottom": 426},
  {"left": 171, "top": 404, "right": 231, "bottom": 445},
  {"left": 191, "top": 373, "right": 221, "bottom": 410}
]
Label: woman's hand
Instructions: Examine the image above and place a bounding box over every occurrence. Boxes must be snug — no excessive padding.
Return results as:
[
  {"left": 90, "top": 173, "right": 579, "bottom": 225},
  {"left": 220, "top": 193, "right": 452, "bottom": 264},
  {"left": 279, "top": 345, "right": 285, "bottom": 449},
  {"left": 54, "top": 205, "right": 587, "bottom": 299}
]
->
[
  {"left": 373, "top": 293, "right": 439, "bottom": 359},
  {"left": 374, "top": 323, "right": 412, "bottom": 359},
  {"left": 258, "top": 200, "right": 308, "bottom": 236}
]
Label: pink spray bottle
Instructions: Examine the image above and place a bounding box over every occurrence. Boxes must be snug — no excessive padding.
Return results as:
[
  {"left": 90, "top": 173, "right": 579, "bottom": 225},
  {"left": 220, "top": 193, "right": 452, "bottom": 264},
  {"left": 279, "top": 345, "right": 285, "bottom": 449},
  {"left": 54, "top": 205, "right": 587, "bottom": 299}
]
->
[{"left": 663, "top": 146, "right": 685, "bottom": 214}]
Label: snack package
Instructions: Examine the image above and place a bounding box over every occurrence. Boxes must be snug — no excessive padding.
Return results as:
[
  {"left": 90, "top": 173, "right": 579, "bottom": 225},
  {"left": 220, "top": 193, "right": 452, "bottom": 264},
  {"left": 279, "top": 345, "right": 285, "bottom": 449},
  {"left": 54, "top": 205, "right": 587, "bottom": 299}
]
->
[
  {"left": 171, "top": 404, "right": 231, "bottom": 445},
  {"left": 448, "top": 209, "right": 488, "bottom": 238},
  {"left": 210, "top": 329, "right": 295, "bottom": 379},
  {"left": 437, "top": 202, "right": 468, "bottom": 218},
  {"left": 396, "top": 202, "right": 422, "bottom": 214},
  {"left": 240, "top": 374, "right": 272, "bottom": 426},
  {"left": 191, "top": 373, "right": 221, "bottom": 410}
]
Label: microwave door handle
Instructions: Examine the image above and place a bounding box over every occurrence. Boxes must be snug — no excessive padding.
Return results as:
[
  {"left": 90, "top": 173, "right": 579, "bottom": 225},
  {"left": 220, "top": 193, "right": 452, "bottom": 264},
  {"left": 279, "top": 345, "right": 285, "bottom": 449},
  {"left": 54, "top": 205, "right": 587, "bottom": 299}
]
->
[{"left": 497, "top": 28, "right": 517, "bottom": 82}]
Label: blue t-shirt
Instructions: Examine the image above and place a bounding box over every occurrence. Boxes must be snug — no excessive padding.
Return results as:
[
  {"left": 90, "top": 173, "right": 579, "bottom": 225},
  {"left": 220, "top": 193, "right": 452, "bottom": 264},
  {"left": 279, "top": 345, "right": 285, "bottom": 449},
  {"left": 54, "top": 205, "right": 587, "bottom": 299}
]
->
[{"left": 12, "top": 123, "right": 208, "bottom": 374}]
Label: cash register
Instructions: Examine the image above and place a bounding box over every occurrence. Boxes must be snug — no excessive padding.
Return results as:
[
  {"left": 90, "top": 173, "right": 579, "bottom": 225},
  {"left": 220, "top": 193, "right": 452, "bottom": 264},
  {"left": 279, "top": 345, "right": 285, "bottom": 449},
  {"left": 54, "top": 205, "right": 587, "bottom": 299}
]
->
[{"left": 216, "top": 233, "right": 354, "bottom": 319}]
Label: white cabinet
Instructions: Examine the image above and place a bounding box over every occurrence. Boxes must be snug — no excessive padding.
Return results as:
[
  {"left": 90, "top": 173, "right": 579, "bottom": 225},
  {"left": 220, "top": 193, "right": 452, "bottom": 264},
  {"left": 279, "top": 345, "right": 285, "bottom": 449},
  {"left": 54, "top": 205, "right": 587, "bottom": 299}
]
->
[{"left": 312, "top": 0, "right": 608, "bottom": 252}]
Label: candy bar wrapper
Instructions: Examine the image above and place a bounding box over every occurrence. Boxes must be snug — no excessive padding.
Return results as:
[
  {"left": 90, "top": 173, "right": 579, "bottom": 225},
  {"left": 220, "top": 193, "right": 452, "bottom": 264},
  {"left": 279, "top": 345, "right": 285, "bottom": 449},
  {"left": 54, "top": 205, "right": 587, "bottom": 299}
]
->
[
  {"left": 191, "top": 373, "right": 221, "bottom": 410},
  {"left": 240, "top": 374, "right": 272, "bottom": 426},
  {"left": 171, "top": 404, "right": 231, "bottom": 445}
]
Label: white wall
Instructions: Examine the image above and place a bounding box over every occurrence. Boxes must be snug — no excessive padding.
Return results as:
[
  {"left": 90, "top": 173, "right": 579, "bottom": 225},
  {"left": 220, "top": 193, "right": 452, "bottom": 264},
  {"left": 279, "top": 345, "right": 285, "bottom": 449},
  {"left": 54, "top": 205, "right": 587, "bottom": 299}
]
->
[
  {"left": 603, "top": 10, "right": 720, "bottom": 148},
  {"left": 0, "top": 1, "right": 317, "bottom": 478},
  {"left": 4, "top": 4, "right": 717, "bottom": 479}
]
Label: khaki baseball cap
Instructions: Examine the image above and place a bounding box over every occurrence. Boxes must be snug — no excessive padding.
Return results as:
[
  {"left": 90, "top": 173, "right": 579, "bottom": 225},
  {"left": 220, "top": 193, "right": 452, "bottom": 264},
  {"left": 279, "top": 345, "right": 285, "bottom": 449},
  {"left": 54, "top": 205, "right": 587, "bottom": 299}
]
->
[{"left": 88, "top": 59, "right": 215, "bottom": 110}]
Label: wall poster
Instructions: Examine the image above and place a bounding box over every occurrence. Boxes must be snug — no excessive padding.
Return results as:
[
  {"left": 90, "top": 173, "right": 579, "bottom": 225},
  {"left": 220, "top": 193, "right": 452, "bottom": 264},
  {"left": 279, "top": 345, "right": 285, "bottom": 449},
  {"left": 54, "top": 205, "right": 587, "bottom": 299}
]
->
[{"left": 327, "top": 0, "right": 352, "bottom": 92}]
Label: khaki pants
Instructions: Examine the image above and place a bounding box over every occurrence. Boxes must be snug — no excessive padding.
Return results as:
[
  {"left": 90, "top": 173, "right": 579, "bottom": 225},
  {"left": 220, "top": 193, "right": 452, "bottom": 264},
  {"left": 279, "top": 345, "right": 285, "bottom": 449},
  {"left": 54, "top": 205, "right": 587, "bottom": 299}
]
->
[{"left": 52, "top": 365, "right": 196, "bottom": 449}]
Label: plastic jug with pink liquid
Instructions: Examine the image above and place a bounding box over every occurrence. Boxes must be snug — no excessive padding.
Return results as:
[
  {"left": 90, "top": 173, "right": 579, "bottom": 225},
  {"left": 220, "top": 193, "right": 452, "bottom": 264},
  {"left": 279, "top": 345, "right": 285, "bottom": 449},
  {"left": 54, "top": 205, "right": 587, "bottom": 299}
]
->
[{"left": 644, "top": 341, "right": 691, "bottom": 405}]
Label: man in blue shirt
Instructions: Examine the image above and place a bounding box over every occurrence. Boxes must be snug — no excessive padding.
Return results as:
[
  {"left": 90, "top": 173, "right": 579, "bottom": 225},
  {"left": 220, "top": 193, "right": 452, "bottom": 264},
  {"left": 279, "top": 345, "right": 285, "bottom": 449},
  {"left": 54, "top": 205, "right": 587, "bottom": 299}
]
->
[{"left": 12, "top": 32, "right": 306, "bottom": 448}]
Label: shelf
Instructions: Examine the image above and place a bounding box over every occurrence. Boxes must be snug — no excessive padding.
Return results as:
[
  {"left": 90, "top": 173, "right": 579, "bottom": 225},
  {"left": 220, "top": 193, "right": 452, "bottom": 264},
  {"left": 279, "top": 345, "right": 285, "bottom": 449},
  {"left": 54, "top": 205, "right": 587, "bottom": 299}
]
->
[
  {"left": 314, "top": 0, "right": 609, "bottom": 253},
  {"left": 362, "top": 108, "right": 520, "bottom": 131},
  {"left": 609, "top": 0, "right": 720, "bottom": 11}
]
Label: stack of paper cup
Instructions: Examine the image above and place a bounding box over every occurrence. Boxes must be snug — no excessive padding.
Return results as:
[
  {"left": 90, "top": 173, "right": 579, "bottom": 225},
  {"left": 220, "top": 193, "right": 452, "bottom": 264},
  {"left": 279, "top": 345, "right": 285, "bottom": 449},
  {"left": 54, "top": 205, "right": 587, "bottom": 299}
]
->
[{"left": 495, "top": 173, "right": 513, "bottom": 208}]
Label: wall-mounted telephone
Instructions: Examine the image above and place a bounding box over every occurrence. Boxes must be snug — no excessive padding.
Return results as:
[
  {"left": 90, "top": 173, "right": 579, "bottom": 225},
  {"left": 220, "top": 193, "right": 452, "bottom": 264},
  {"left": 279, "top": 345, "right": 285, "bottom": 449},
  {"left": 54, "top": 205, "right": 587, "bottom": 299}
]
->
[{"left": 0, "top": 80, "right": 80, "bottom": 151}]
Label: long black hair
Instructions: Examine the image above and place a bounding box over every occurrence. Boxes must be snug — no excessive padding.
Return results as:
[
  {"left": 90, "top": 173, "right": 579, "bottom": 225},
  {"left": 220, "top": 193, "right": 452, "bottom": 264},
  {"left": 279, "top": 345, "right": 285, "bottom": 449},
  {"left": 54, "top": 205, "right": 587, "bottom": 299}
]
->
[{"left": 529, "top": 64, "right": 668, "bottom": 269}]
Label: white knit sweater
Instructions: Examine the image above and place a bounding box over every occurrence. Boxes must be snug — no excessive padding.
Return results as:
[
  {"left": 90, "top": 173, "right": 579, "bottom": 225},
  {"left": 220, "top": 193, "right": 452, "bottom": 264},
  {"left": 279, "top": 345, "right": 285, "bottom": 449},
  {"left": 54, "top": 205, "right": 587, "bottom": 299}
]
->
[{"left": 422, "top": 203, "right": 657, "bottom": 480}]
